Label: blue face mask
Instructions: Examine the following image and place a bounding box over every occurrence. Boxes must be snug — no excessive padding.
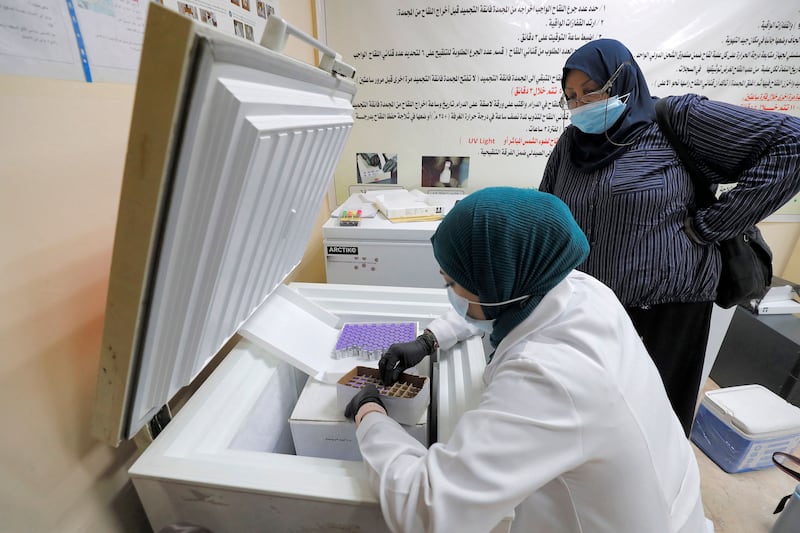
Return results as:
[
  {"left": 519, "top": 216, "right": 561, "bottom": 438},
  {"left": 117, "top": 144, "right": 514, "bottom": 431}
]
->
[
  {"left": 446, "top": 286, "right": 530, "bottom": 335},
  {"left": 569, "top": 95, "right": 627, "bottom": 134}
]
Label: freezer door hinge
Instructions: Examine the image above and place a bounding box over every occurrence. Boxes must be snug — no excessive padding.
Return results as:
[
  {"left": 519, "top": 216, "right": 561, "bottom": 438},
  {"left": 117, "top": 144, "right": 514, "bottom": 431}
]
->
[{"left": 133, "top": 404, "right": 173, "bottom": 449}]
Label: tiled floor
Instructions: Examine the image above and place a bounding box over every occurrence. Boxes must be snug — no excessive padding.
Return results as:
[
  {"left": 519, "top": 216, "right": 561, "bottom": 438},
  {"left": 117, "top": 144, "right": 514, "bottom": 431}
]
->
[{"left": 696, "top": 380, "right": 795, "bottom": 532}]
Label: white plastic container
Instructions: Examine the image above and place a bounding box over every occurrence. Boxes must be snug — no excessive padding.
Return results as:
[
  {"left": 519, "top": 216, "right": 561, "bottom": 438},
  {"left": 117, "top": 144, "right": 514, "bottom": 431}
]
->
[
  {"left": 691, "top": 384, "right": 800, "bottom": 473},
  {"left": 291, "top": 376, "right": 427, "bottom": 461}
]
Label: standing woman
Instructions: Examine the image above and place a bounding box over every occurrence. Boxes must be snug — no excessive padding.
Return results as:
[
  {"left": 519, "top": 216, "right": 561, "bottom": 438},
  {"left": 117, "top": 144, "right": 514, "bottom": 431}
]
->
[{"left": 539, "top": 38, "right": 800, "bottom": 435}]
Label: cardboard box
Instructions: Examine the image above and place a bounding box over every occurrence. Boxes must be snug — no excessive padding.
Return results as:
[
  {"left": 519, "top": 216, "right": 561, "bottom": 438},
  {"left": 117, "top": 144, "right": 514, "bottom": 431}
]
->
[
  {"left": 290, "top": 376, "right": 427, "bottom": 461},
  {"left": 691, "top": 384, "right": 800, "bottom": 473},
  {"left": 337, "top": 366, "right": 430, "bottom": 426}
]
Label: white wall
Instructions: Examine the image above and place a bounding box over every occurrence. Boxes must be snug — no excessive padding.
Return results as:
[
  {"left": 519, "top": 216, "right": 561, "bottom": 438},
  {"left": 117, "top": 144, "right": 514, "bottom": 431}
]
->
[{"left": 0, "top": 76, "right": 148, "bottom": 532}]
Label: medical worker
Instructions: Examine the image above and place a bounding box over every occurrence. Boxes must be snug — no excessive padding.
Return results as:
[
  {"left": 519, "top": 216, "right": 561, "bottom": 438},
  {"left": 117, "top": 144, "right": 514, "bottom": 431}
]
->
[{"left": 344, "top": 187, "right": 710, "bottom": 533}]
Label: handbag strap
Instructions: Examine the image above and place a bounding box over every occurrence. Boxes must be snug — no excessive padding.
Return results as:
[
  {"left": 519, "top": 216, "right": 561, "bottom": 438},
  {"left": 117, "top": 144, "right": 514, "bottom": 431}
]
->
[
  {"left": 654, "top": 98, "right": 718, "bottom": 208},
  {"left": 773, "top": 452, "right": 800, "bottom": 514},
  {"left": 774, "top": 452, "right": 800, "bottom": 482}
]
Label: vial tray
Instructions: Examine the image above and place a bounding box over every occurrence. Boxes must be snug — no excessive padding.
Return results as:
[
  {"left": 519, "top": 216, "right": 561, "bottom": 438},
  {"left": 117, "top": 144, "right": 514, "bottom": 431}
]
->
[
  {"left": 339, "top": 366, "right": 425, "bottom": 398},
  {"left": 337, "top": 366, "right": 430, "bottom": 425},
  {"left": 332, "top": 321, "right": 417, "bottom": 361}
]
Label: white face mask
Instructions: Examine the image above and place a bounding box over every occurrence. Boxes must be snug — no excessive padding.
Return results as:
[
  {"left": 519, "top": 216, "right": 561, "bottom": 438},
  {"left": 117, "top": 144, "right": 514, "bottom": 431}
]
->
[{"left": 446, "top": 286, "right": 530, "bottom": 334}]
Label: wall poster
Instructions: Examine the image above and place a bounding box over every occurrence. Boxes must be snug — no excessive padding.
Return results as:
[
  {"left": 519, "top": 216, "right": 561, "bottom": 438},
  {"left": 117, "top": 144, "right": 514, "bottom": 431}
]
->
[
  {"left": 320, "top": 0, "right": 800, "bottom": 220},
  {"left": 0, "top": 0, "right": 280, "bottom": 83}
]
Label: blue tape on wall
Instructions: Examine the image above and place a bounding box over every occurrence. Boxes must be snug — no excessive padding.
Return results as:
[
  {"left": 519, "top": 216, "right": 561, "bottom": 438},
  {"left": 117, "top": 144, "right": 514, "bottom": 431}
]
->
[{"left": 65, "top": 0, "right": 93, "bottom": 82}]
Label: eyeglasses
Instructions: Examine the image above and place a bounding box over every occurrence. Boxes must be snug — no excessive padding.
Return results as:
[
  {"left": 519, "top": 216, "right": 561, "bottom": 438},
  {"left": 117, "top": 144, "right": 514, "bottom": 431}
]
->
[{"left": 560, "top": 61, "right": 630, "bottom": 111}]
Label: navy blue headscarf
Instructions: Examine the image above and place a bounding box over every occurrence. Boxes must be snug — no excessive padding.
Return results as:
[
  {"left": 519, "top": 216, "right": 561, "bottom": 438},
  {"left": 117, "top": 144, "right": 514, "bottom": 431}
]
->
[
  {"left": 562, "top": 39, "right": 656, "bottom": 171},
  {"left": 431, "top": 187, "right": 589, "bottom": 349}
]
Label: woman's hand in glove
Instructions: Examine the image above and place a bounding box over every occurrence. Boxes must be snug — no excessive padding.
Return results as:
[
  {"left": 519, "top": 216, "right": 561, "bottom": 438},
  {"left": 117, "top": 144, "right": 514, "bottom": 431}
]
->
[
  {"left": 378, "top": 331, "right": 436, "bottom": 386},
  {"left": 344, "top": 384, "right": 387, "bottom": 426}
]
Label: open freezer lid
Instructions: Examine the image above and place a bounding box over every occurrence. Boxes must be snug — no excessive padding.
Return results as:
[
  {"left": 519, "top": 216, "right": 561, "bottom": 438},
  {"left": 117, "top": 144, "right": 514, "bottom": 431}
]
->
[{"left": 91, "top": 3, "right": 356, "bottom": 446}]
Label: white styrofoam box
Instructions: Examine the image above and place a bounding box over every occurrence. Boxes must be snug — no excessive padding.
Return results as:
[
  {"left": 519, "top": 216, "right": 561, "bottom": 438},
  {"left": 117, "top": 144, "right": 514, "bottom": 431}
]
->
[
  {"left": 336, "top": 366, "right": 430, "bottom": 426},
  {"left": 241, "top": 285, "right": 431, "bottom": 386},
  {"left": 691, "top": 384, "right": 800, "bottom": 473},
  {"left": 240, "top": 284, "right": 356, "bottom": 383},
  {"left": 370, "top": 189, "right": 442, "bottom": 220},
  {"left": 290, "top": 376, "right": 427, "bottom": 461}
]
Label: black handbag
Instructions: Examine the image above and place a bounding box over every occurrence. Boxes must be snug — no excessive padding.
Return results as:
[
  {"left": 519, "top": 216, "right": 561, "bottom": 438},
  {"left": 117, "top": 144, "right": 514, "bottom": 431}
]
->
[{"left": 655, "top": 98, "right": 773, "bottom": 309}]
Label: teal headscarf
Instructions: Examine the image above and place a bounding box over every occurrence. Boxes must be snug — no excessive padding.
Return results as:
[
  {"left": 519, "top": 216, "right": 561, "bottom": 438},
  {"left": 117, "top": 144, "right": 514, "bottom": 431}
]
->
[{"left": 431, "top": 187, "right": 589, "bottom": 349}]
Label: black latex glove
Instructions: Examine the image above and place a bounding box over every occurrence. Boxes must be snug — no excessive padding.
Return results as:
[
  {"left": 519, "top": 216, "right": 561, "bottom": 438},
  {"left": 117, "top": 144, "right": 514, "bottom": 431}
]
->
[
  {"left": 344, "top": 384, "right": 386, "bottom": 421},
  {"left": 378, "top": 334, "right": 434, "bottom": 386}
]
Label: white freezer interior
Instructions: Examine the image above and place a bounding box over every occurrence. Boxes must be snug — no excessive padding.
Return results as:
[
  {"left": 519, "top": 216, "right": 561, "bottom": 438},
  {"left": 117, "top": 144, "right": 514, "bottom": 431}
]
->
[{"left": 129, "top": 283, "right": 512, "bottom": 532}]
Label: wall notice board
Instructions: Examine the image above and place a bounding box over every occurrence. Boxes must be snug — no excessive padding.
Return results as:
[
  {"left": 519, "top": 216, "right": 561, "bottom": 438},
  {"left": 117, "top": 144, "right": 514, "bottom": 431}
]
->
[
  {"left": 0, "top": 0, "right": 280, "bottom": 83},
  {"left": 318, "top": 0, "right": 800, "bottom": 221}
]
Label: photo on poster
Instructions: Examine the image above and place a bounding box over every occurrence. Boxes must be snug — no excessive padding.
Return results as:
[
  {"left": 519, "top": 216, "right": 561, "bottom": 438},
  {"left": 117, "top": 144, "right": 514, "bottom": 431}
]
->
[
  {"left": 356, "top": 152, "right": 398, "bottom": 184},
  {"left": 256, "top": 1, "right": 275, "bottom": 19},
  {"left": 233, "top": 19, "right": 244, "bottom": 37},
  {"left": 177, "top": 2, "right": 198, "bottom": 19},
  {"left": 199, "top": 8, "right": 217, "bottom": 27},
  {"left": 421, "top": 156, "right": 469, "bottom": 188}
]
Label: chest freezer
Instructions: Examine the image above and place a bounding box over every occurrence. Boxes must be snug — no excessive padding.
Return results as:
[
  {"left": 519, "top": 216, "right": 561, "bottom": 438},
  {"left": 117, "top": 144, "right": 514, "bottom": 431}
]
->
[
  {"left": 323, "top": 191, "right": 464, "bottom": 289},
  {"left": 130, "top": 283, "right": 492, "bottom": 532},
  {"left": 91, "top": 6, "right": 505, "bottom": 533}
]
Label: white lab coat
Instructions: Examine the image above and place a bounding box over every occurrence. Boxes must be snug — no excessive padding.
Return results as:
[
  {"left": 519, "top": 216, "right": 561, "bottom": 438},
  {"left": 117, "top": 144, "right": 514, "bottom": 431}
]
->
[{"left": 356, "top": 270, "right": 707, "bottom": 533}]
